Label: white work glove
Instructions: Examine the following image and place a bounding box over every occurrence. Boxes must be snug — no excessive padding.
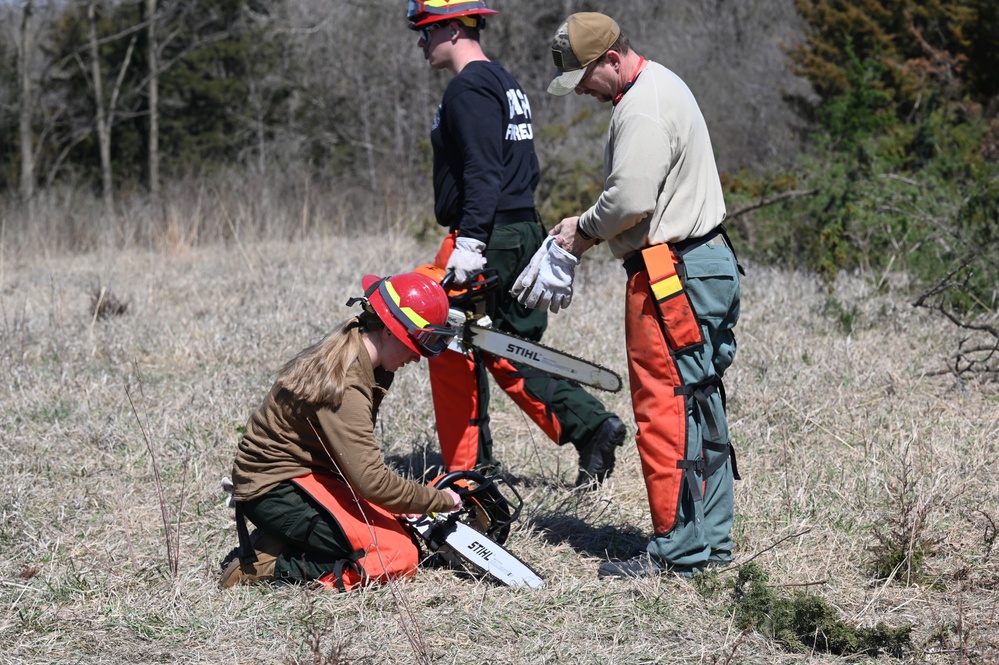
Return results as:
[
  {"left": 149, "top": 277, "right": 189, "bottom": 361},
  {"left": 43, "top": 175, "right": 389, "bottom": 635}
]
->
[
  {"left": 510, "top": 237, "right": 549, "bottom": 302},
  {"left": 446, "top": 237, "right": 487, "bottom": 284},
  {"left": 512, "top": 237, "right": 579, "bottom": 313},
  {"left": 221, "top": 477, "right": 236, "bottom": 509}
]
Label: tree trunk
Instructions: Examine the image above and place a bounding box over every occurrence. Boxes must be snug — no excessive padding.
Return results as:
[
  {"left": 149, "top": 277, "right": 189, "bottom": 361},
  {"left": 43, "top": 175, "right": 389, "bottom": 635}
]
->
[
  {"left": 87, "top": 1, "right": 115, "bottom": 215},
  {"left": 85, "top": 0, "right": 138, "bottom": 215},
  {"left": 361, "top": 102, "right": 376, "bottom": 192},
  {"left": 18, "top": 0, "right": 36, "bottom": 218},
  {"left": 146, "top": 0, "right": 159, "bottom": 200}
]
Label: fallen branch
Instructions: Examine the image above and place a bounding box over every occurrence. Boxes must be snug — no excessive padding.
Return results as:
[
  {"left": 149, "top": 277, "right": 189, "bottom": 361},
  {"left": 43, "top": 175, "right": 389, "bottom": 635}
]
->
[
  {"left": 714, "top": 528, "right": 813, "bottom": 573},
  {"left": 727, "top": 189, "right": 818, "bottom": 220}
]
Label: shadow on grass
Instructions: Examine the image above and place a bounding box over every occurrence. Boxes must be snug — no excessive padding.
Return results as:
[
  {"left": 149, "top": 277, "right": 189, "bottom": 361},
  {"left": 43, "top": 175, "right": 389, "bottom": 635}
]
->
[
  {"left": 387, "top": 446, "right": 646, "bottom": 559},
  {"left": 385, "top": 447, "right": 558, "bottom": 489},
  {"left": 385, "top": 447, "right": 447, "bottom": 484},
  {"left": 528, "top": 512, "right": 647, "bottom": 559}
]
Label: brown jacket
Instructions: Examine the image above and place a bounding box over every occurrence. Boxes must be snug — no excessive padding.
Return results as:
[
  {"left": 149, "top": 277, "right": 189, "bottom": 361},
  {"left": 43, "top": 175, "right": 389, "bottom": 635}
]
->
[{"left": 231, "top": 338, "right": 454, "bottom": 515}]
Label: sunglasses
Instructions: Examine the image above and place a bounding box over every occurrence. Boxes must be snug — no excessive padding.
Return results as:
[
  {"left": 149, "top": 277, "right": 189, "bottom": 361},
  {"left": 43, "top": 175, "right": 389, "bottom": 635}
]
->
[
  {"left": 419, "top": 22, "right": 445, "bottom": 43},
  {"left": 578, "top": 56, "right": 605, "bottom": 88}
]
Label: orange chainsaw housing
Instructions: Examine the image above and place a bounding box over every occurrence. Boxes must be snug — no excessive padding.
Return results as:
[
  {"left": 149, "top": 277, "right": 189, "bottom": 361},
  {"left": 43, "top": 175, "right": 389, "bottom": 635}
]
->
[{"left": 412, "top": 262, "right": 494, "bottom": 303}]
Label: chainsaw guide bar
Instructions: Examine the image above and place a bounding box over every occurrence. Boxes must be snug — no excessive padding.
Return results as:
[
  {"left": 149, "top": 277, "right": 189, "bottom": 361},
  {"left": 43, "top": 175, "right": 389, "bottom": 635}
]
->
[{"left": 460, "top": 324, "right": 623, "bottom": 393}]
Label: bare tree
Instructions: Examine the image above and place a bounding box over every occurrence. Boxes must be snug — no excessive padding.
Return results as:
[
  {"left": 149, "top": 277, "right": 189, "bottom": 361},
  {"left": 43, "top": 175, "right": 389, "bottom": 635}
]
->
[
  {"left": 142, "top": 0, "right": 233, "bottom": 196},
  {"left": 72, "top": 0, "right": 209, "bottom": 210},
  {"left": 146, "top": 0, "right": 159, "bottom": 200},
  {"left": 83, "top": 0, "right": 139, "bottom": 214},
  {"left": 7, "top": 0, "right": 66, "bottom": 210},
  {"left": 17, "top": 0, "right": 36, "bottom": 217},
  {"left": 234, "top": 5, "right": 295, "bottom": 179}
]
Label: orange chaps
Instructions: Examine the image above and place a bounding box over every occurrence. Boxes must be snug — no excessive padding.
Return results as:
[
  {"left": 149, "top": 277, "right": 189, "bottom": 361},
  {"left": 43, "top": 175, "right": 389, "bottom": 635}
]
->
[
  {"left": 429, "top": 231, "right": 562, "bottom": 471},
  {"left": 292, "top": 474, "right": 419, "bottom": 592},
  {"left": 626, "top": 269, "right": 690, "bottom": 536},
  {"left": 625, "top": 239, "right": 740, "bottom": 566},
  {"left": 430, "top": 348, "right": 562, "bottom": 471}
]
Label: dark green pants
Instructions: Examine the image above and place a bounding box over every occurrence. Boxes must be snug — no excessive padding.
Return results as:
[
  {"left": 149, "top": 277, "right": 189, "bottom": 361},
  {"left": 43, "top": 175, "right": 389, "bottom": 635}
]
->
[
  {"left": 481, "top": 220, "right": 616, "bottom": 460},
  {"left": 241, "top": 481, "right": 352, "bottom": 583}
]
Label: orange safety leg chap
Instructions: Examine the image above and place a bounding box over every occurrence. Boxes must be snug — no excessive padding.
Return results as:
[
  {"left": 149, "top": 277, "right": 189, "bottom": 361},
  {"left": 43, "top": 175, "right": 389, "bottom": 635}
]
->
[
  {"left": 626, "top": 270, "right": 687, "bottom": 535},
  {"left": 429, "top": 349, "right": 482, "bottom": 471},
  {"left": 291, "top": 474, "right": 418, "bottom": 591},
  {"left": 485, "top": 354, "right": 562, "bottom": 443}
]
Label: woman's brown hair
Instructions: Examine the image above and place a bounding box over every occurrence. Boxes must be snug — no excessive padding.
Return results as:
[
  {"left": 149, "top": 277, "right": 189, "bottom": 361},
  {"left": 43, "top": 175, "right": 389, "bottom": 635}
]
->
[{"left": 275, "top": 312, "right": 383, "bottom": 406}]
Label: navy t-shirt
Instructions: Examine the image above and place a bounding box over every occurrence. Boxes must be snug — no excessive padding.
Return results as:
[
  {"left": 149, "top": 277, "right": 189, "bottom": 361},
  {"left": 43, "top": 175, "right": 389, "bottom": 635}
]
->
[{"left": 431, "top": 60, "right": 540, "bottom": 243}]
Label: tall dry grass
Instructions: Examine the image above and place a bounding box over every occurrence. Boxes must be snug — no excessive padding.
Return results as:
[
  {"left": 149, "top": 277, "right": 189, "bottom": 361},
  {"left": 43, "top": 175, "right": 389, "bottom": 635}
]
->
[
  {"left": 0, "top": 170, "right": 436, "bottom": 258},
  {"left": 0, "top": 220, "right": 997, "bottom": 663}
]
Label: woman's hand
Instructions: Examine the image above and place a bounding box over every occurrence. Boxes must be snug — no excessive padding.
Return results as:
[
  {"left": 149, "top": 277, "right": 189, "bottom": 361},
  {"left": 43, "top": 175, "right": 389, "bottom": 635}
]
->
[
  {"left": 443, "top": 488, "right": 462, "bottom": 512},
  {"left": 399, "top": 489, "right": 462, "bottom": 519}
]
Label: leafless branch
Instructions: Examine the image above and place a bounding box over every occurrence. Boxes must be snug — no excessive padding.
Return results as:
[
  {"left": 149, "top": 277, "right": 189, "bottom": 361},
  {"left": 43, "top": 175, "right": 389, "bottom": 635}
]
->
[
  {"left": 727, "top": 189, "right": 818, "bottom": 220},
  {"left": 714, "top": 528, "right": 813, "bottom": 572},
  {"left": 125, "top": 374, "right": 180, "bottom": 577},
  {"left": 913, "top": 259, "right": 999, "bottom": 382}
]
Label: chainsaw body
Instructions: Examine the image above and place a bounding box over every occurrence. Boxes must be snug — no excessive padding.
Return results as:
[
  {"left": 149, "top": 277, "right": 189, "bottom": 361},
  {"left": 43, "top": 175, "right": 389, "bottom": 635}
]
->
[{"left": 400, "top": 471, "right": 544, "bottom": 589}]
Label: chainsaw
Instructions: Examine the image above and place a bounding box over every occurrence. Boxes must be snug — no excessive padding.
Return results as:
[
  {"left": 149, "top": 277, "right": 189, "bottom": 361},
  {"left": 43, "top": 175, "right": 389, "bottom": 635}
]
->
[
  {"left": 413, "top": 264, "right": 622, "bottom": 392},
  {"left": 400, "top": 470, "right": 544, "bottom": 589}
]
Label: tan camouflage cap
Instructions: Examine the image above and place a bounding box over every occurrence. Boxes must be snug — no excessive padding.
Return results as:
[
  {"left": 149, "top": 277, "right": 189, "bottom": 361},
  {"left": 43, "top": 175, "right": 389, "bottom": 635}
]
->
[{"left": 547, "top": 12, "right": 621, "bottom": 96}]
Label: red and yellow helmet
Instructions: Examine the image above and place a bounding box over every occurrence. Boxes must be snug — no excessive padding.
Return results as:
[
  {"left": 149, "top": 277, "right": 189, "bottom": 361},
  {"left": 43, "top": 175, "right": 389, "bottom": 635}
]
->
[
  {"left": 407, "top": 0, "right": 498, "bottom": 30},
  {"left": 353, "top": 272, "right": 456, "bottom": 358}
]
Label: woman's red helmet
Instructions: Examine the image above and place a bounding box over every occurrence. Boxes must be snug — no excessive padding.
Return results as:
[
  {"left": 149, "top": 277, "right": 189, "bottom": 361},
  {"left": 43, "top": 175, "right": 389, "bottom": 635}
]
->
[{"left": 354, "top": 272, "right": 456, "bottom": 358}]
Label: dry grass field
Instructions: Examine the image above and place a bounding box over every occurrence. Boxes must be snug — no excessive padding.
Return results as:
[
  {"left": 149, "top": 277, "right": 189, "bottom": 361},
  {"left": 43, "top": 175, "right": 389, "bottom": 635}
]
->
[{"left": 1, "top": 233, "right": 997, "bottom": 664}]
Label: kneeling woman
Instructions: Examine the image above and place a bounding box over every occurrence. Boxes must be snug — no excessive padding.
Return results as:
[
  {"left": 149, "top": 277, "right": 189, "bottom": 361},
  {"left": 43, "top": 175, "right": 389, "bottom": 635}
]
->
[{"left": 220, "top": 272, "right": 461, "bottom": 591}]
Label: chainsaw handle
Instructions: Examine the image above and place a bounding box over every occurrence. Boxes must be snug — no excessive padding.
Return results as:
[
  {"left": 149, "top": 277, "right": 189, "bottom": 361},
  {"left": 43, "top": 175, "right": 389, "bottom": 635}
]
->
[
  {"left": 433, "top": 470, "right": 492, "bottom": 498},
  {"left": 431, "top": 470, "right": 523, "bottom": 525},
  {"left": 440, "top": 269, "right": 456, "bottom": 290}
]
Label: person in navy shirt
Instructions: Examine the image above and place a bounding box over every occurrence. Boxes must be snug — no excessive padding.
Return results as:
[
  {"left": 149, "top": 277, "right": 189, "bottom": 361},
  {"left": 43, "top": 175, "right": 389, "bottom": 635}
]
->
[{"left": 408, "top": 0, "right": 626, "bottom": 485}]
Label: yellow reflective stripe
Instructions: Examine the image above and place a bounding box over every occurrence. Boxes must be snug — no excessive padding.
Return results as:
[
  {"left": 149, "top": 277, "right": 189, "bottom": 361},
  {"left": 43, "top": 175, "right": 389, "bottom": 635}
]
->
[
  {"left": 650, "top": 274, "right": 682, "bottom": 301},
  {"left": 401, "top": 306, "right": 431, "bottom": 328},
  {"left": 422, "top": 0, "right": 479, "bottom": 8},
  {"left": 384, "top": 281, "right": 431, "bottom": 328}
]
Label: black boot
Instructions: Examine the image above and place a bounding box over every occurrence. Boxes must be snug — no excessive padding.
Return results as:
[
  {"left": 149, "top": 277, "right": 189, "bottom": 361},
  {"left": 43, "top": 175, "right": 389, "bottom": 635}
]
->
[{"left": 574, "top": 416, "right": 627, "bottom": 487}]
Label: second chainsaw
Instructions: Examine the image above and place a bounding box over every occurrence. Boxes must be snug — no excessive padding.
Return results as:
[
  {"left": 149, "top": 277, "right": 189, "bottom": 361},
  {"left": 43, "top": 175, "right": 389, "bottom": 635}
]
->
[{"left": 412, "top": 264, "right": 622, "bottom": 393}]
